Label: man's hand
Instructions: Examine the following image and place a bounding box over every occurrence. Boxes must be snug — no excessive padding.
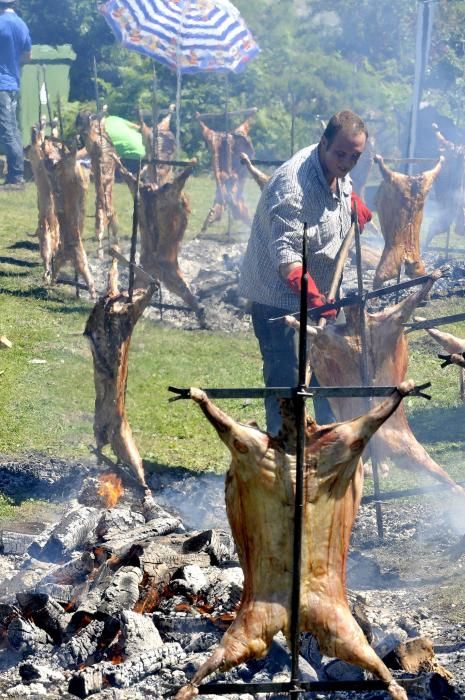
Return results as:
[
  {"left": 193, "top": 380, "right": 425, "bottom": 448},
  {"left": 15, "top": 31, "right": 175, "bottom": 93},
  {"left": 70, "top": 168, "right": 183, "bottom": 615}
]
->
[
  {"left": 285, "top": 266, "right": 337, "bottom": 319},
  {"left": 351, "top": 191, "right": 372, "bottom": 232}
]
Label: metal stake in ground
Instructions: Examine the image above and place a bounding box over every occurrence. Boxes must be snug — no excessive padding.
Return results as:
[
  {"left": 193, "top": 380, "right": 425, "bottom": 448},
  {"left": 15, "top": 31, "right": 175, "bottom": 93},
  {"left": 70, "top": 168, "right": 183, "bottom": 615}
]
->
[
  {"left": 353, "top": 201, "right": 384, "bottom": 540},
  {"left": 128, "top": 163, "right": 141, "bottom": 302},
  {"left": 289, "top": 223, "right": 308, "bottom": 699}
]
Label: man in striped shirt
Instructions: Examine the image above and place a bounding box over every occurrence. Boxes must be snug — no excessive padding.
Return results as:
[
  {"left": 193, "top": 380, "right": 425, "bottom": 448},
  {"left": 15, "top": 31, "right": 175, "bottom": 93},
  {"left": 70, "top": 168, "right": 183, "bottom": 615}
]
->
[{"left": 239, "top": 110, "right": 370, "bottom": 434}]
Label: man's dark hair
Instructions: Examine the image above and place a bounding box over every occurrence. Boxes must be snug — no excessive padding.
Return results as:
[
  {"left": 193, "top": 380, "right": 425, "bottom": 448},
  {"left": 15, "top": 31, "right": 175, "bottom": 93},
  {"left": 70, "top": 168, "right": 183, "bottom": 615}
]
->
[{"left": 322, "top": 110, "right": 368, "bottom": 148}]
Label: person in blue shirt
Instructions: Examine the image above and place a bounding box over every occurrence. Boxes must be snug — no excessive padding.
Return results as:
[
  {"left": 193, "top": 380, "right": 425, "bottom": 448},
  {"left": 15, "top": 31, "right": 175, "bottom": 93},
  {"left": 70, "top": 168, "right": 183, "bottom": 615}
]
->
[{"left": 0, "top": 0, "right": 31, "bottom": 189}]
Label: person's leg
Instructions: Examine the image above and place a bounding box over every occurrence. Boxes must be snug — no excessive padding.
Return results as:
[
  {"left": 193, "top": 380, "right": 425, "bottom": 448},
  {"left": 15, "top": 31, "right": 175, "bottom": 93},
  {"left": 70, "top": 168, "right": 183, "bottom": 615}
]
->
[
  {"left": 251, "top": 303, "right": 299, "bottom": 435},
  {"left": 0, "top": 91, "right": 24, "bottom": 183},
  {"left": 309, "top": 371, "right": 336, "bottom": 425}
]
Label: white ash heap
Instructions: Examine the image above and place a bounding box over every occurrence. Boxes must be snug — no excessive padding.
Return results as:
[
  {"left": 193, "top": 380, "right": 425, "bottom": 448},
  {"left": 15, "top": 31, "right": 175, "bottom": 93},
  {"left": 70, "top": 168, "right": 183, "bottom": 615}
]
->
[{"left": 0, "top": 467, "right": 462, "bottom": 700}]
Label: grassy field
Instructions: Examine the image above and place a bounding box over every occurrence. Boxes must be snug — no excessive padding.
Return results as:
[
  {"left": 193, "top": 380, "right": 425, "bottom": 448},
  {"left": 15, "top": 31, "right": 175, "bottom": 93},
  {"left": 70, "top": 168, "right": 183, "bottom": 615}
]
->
[{"left": 0, "top": 173, "right": 464, "bottom": 519}]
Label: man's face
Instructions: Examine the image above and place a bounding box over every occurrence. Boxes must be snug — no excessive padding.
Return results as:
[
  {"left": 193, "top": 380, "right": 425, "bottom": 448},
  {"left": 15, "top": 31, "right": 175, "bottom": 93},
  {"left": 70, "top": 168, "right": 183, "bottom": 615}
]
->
[{"left": 319, "top": 129, "right": 367, "bottom": 183}]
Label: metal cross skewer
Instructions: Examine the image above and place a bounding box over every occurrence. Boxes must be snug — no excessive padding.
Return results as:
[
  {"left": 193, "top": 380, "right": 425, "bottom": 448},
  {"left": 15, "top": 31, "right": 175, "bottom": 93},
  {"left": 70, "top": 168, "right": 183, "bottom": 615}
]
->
[{"left": 168, "top": 221, "right": 431, "bottom": 699}]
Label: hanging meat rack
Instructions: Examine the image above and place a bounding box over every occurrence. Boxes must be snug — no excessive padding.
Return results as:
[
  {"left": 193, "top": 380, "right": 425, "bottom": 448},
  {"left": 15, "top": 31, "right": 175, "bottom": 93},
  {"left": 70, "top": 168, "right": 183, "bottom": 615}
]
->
[{"left": 167, "top": 222, "right": 432, "bottom": 698}]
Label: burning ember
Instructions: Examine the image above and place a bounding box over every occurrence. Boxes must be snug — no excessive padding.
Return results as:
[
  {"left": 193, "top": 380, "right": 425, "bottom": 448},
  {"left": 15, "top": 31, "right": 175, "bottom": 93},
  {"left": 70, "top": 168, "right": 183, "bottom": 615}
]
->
[{"left": 97, "top": 473, "right": 124, "bottom": 508}]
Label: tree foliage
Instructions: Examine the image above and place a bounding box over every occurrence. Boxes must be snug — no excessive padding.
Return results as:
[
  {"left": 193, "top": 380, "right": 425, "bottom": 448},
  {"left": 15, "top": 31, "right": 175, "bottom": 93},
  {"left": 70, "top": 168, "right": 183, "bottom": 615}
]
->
[{"left": 18, "top": 0, "right": 465, "bottom": 158}]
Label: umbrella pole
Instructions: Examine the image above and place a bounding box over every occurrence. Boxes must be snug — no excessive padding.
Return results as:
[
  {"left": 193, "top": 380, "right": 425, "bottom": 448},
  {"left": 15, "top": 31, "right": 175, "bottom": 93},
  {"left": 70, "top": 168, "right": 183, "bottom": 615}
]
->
[
  {"left": 152, "top": 60, "right": 159, "bottom": 185},
  {"left": 176, "top": 65, "right": 182, "bottom": 161},
  {"left": 224, "top": 73, "right": 232, "bottom": 237}
]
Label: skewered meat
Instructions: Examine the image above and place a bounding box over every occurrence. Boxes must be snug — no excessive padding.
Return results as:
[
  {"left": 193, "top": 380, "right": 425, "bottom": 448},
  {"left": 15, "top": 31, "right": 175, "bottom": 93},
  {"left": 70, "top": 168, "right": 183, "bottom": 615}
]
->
[
  {"left": 75, "top": 111, "right": 119, "bottom": 258},
  {"left": 373, "top": 155, "right": 443, "bottom": 289},
  {"left": 139, "top": 105, "right": 176, "bottom": 186},
  {"left": 43, "top": 142, "right": 96, "bottom": 298},
  {"left": 418, "top": 321, "right": 465, "bottom": 398},
  {"left": 301, "top": 270, "right": 465, "bottom": 495},
  {"left": 425, "top": 124, "right": 465, "bottom": 247},
  {"left": 240, "top": 152, "right": 269, "bottom": 191},
  {"left": 117, "top": 158, "right": 205, "bottom": 324},
  {"left": 175, "top": 383, "right": 419, "bottom": 700},
  {"left": 196, "top": 112, "right": 255, "bottom": 232},
  {"left": 27, "top": 126, "right": 60, "bottom": 284},
  {"left": 84, "top": 258, "right": 156, "bottom": 488}
]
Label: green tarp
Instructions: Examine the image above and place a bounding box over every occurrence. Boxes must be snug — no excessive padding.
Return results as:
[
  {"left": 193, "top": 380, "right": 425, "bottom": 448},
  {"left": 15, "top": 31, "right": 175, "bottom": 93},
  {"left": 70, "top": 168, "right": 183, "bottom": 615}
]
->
[{"left": 20, "top": 44, "right": 76, "bottom": 146}]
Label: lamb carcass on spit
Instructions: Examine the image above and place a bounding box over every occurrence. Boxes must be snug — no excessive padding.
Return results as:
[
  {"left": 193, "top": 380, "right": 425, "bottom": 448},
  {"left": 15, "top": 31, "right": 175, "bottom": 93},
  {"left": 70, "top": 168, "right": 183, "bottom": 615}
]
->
[
  {"left": 416, "top": 320, "right": 465, "bottom": 399},
  {"left": 174, "top": 383, "right": 421, "bottom": 700},
  {"left": 27, "top": 126, "right": 60, "bottom": 284},
  {"left": 373, "top": 154, "right": 443, "bottom": 289},
  {"left": 43, "top": 141, "right": 96, "bottom": 298},
  {"left": 298, "top": 270, "right": 465, "bottom": 495},
  {"left": 117, "top": 158, "right": 205, "bottom": 325},
  {"left": 139, "top": 105, "right": 176, "bottom": 186},
  {"left": 196, "top": 112, "right": 255, "bottom": 233},
  {"left": 84, "top": 258, "right": 156, "bottom": 489},
  {"left": 75, "top": 111, "right": 119, "bottom": 258},
  {"left": 425, "top": 124, "right": 465, "bottom": 248}
]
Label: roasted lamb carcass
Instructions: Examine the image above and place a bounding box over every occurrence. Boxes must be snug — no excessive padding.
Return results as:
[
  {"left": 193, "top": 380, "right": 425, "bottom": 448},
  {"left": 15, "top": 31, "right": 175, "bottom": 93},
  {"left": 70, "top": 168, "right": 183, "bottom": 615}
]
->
[
  {"left": 27, "top": 126, "right": 60, "bottom": 284},
  {"left": 43, "top": 141, "right": 96, "bottom": 299},
  {"left": 75, "top": 111, "right": 119, "bottom": 258},
  {"left": 240, "top": 152, "right": 270, "bottom": 191},
  {"left": 139, "top": 105, "right": 176, "bottom": 186},
  {"left": 196, "top": 112, "right": 255, "bottom": 232},
  {"left": 174, "top": 383, "right": 420, "bottom": 700},
  {"left": 300, "top": 271, "right": 465, "bottom": 495},
  {"left": 84, "top": 258, "right": 156, "bottom": 489},
  {"left": 417, "top": 321, "right": 465, "bottom": 398},
  {"left": 425, "top": 124, "right": 465, "bottom": 248},
  {"left": 117, "top": 158, "right": 205, "bottom": 324},
  {"left": 373, "top": 154, "right": 443, "bottom": 289}
]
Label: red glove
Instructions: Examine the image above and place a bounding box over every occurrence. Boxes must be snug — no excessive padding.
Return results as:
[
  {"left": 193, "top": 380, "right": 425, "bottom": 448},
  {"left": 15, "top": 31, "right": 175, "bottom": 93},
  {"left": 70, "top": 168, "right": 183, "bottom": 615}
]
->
[
  {"left": 286, "top": 267, "right": 337, "bottom": 320},
  {"left": 351, "top": 191, "right": 372, "bottom": 231}
]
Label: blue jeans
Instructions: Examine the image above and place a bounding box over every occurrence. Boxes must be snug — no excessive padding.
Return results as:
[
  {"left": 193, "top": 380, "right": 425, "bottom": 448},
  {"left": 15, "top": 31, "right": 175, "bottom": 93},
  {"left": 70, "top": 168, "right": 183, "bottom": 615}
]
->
[
  {"left": 251, "top": 302, "right": 335, "bottom": 435},
  {"left": 0, "top": 90, "right": 24, "bottom": 183}
]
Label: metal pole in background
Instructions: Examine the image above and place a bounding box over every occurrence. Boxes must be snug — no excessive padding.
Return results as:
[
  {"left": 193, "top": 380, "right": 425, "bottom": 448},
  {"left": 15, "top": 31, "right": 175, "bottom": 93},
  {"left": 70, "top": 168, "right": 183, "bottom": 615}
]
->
[
  {"left": 128, "top": 162, "right": 141, "bottom": 302},
  {"left": 289, "top": 223, "right": 308, "bottom": 698},
  {"left": 152, "top": 61, "right": 159, "bottom": 185},
  {"left": 406, "top": 0, "right": 436, "bottom": 175},
  {"left": 93, "top": 56, "right": 101, "bottom": 113}
]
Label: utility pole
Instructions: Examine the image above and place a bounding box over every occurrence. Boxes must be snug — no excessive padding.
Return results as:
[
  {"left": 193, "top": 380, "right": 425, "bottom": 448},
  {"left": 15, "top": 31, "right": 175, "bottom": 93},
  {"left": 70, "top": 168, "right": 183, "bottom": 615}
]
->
[{"left": 406, "top": 0, "right": 437, "bottom": 174}]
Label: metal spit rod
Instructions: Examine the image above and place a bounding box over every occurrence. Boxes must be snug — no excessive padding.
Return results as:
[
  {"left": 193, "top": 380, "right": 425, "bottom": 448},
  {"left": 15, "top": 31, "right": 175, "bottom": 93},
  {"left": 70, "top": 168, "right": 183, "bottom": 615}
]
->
[{"left": 353, "top": 202, "right": 384, "bottom": 540}]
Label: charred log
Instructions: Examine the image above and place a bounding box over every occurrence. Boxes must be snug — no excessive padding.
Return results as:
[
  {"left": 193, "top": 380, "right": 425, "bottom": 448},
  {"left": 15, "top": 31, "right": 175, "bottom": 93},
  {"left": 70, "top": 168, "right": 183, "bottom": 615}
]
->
[
  {"left": 7, "top": 616, "right": 53, "bottom": 656},
  {"left": 16, "top": 592, "right": 70, "bottom": 644},
  {"left": 68, "top": 642, "right": 185, "bottom": 697},
  {"left": 35, "top": 506, "right": 99, "bottom": 562},
  {"left": 373, "top": 154, "right": 443, "bottom": 289},
  {"left": 0, "top": 529, "right": 37, "bottom": 555}
]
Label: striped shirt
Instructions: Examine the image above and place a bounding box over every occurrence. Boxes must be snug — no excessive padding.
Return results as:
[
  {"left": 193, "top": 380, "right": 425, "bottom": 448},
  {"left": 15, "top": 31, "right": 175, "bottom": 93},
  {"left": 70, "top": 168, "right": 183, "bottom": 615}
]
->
[{"left": 239, "top": 143, "right": 352, "bottom": 311}]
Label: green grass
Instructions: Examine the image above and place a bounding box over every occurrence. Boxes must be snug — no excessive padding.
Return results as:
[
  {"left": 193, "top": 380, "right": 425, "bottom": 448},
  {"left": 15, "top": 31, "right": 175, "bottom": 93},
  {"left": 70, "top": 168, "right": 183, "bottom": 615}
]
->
[{"left": 0, "top": 175, "right": 464, "bottom": 519}]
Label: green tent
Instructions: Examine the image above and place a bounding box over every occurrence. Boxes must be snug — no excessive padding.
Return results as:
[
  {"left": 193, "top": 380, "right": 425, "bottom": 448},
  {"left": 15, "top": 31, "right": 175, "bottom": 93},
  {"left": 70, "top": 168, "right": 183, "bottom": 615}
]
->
[{"left": 20, "top": 44, "right": 76, "bottom": 146}]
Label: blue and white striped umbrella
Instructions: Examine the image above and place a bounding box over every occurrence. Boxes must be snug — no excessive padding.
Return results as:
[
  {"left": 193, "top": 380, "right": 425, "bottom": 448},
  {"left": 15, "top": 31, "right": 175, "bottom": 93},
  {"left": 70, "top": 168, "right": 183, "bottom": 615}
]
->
[{"left": 99, "top": 0, "right": 260, "bottom": 75}]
